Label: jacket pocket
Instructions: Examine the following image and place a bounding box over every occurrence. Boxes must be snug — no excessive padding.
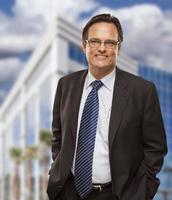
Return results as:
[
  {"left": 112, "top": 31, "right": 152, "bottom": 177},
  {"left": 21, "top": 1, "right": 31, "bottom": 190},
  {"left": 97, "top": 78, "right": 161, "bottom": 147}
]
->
[{"left": 121, "top": 167, "right": 147, "bottom": 200}]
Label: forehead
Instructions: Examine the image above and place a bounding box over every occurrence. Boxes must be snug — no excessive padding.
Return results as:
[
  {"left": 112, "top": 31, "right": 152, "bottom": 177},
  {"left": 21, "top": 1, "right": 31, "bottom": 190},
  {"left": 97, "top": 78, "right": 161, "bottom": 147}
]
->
[{"left": 87, "top": 22, "right": 118, "bottom": 39}]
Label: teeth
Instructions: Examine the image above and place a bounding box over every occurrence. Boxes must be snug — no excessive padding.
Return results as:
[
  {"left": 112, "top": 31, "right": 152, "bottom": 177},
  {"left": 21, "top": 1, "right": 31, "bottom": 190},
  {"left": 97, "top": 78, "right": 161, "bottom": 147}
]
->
[{"left": 96, "top": 55, "right": 106, "bottom": 57}]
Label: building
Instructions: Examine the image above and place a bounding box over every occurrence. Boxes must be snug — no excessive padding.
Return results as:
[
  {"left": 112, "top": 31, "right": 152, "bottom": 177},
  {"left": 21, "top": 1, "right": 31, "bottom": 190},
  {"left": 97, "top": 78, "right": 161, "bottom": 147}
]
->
[{"left": 0, "top": 16, "right": 171, "bottom": 200}]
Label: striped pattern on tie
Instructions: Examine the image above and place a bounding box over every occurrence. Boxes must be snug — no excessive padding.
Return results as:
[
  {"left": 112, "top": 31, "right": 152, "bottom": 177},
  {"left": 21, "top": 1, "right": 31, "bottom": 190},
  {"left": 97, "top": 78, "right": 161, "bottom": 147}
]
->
[{"left": 74, "top": 80, "right": 103, "bottom": 199}]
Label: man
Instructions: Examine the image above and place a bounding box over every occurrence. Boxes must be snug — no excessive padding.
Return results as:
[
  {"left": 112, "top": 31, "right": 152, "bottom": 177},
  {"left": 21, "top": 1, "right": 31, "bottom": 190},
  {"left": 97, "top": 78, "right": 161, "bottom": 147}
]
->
[{"left": 47, "top": 14, "right": 167, "bottom": 200}]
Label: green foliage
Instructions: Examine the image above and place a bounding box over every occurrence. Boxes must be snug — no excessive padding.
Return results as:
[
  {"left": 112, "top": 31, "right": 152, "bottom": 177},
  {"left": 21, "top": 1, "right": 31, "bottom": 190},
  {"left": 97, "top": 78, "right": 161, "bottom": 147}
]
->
[
  {"left": 9, "top": 147, "right": 22, "bottom": 163},
  {"left": 24, "top": 146, "right": 38, "bottom": 160},
  {"left": 9, "top": 129, "right": 52, "bottom": 162},
  {"left": 39, "top": 129, "right": 52, "bottom": 146}
]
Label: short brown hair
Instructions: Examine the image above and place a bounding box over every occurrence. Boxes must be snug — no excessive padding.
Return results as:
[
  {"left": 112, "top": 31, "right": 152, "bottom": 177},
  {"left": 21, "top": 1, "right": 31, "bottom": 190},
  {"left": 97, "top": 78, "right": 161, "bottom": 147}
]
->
[{"left": 82, "top": 13, "right": 123, "bottom": 48}]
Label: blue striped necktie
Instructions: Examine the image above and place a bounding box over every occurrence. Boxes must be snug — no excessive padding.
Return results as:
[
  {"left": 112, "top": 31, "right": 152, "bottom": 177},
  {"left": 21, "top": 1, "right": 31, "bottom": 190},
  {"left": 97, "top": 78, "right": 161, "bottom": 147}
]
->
[{"left": 74, "top": 80, "right": 103, "bottom": 199}]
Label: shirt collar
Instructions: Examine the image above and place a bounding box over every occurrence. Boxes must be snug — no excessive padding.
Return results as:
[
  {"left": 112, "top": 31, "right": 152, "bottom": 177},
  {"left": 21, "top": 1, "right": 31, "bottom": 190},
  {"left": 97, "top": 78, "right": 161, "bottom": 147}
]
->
[{"left": 85, "top": 68, "right": 116, "bottom": 91}]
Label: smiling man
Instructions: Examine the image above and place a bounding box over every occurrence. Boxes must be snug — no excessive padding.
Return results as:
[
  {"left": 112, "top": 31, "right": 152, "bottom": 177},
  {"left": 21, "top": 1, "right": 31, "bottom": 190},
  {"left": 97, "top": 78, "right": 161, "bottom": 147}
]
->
[
  {"left": 47, "top": 14, "right": 167, "bottom": 200},
  {"left": 83, "top": 22, "right": 119, "bottom": 79}
]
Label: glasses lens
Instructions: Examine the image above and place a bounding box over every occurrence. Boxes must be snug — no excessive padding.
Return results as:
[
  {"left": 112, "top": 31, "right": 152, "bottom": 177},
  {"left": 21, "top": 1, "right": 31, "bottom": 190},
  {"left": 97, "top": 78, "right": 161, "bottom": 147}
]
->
[
  {"left": 86, "top": 39, "right": 119, "bottom": 49},
  {"left": 104, "top": 40, "right": 119, "bottom": 49},
  {"left": 89, "top": 39, "right": 101, "bottom": 48}
]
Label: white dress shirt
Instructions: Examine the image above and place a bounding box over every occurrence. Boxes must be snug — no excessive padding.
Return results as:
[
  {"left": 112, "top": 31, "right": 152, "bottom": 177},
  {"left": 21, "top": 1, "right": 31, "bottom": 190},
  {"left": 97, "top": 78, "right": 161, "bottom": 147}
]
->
[{"left": 72, "top": 68, "right": 116, "bottom": 183}]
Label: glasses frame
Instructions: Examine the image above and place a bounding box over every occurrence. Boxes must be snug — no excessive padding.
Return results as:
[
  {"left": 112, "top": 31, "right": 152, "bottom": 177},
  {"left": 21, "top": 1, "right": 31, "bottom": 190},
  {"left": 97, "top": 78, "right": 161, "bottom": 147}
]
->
[{"left": 85, "top": 38, "right": 120, "bottom": 49}]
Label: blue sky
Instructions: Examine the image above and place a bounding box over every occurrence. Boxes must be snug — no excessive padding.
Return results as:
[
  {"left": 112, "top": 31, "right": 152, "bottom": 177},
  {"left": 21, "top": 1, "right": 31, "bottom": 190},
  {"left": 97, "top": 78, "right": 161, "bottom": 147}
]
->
[
  {"left": 1, "top": 0, "right": 172, "bottom": 14},
  {"left": 0, "top": 0, "right": 15, "bottom": 15},
  {"left": 1, "top": 0, "right": 172, "bottom": 18},
  {"left": 98, "top": 0, "right": 172, "bottom": 10},
  {"left": 0, "top": 0, "right": 172, "bottom": 105}
]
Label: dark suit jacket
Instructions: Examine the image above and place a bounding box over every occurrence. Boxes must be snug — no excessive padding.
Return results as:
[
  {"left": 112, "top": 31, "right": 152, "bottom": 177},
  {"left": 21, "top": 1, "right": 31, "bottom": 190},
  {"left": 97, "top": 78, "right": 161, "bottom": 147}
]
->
[{"left": 47, "top": 67, "right": 167, "bottom": 200}]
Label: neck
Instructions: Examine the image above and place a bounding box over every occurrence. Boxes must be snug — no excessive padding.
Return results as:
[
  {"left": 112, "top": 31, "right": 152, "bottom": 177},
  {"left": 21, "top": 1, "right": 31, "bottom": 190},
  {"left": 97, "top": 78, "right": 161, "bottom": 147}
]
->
[{"left": 89, "top": 66, "right": 115, "bottom": 79}]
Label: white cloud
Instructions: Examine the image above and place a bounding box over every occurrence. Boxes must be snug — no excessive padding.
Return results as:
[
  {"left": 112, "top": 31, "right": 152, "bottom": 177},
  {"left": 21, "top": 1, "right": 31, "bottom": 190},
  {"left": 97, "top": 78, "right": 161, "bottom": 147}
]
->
[
  {"left": 0, "top": 58, "right": 23, "bottom": 81},
  {"left": 0, "top": 0, "right": 98, "bottom": 59},
  {"left": 0, "top": 0, "right": 96, "bottom": 62},
  {"left": 13, "top": 0, "right": 98, "bottom": 22},
  {"left": 0, "top": 0, "right": 98, "bottom": 104},
  {"left": 0, "top": 57, "right": 23, "bottom": 103},
  {"left": 0, "top": 11, "right": 45, "bottom": 54},
  {"left": 0, "top": 0, "right": 99, "bottom": 59},
  {"left": 0, "top": 34, "right": 40, "bottom": 54},
  {"left": 90, "top": 4, "right": 172, "bottom": 71}
]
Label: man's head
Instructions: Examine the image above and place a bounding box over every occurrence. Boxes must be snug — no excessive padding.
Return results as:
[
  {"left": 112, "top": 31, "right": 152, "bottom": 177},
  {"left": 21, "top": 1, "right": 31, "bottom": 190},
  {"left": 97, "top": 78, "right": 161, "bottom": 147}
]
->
[
  {"left": 82, "top": 13, "right": 123, "bottom": 49},
  {"left": 82, "top": 14, "right": 123, "bottom": 79}
]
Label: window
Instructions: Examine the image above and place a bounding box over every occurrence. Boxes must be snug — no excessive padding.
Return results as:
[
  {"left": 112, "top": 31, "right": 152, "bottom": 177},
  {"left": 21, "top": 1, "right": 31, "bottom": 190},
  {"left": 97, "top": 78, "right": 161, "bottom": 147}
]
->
[{"left": 68, "top": 42, "right": 87, "bottom": 67}]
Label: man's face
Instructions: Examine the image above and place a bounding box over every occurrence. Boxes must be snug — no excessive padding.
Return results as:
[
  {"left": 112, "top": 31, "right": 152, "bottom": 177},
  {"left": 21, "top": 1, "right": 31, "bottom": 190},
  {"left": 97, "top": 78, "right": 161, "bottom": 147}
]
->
[{"left": 83, "top": 22, "right": 119, "bottom": 74}]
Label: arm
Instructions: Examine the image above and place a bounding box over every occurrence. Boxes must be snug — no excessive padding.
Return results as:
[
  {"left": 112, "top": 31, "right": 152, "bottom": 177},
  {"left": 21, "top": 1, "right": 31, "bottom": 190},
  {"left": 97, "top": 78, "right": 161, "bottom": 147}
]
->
[
  {"left": 51, "top": 79, "right": 62, "bottom": 161},
  {"left": 142, "top": 83, "right": 168, "bottom": 198}
]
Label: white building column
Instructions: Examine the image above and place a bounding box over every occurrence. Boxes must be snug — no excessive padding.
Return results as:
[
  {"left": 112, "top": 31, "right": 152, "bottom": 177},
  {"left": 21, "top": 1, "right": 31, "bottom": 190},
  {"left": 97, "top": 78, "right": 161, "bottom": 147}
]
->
[
  {"left": 20, "top": 86, "right": 26, "bottom": 200},
  {"left": 0, "top": 121, "right": 3, "bottom": 200},
  {"left": 34, "top": 91, "right": 40, "bottom": 200}
]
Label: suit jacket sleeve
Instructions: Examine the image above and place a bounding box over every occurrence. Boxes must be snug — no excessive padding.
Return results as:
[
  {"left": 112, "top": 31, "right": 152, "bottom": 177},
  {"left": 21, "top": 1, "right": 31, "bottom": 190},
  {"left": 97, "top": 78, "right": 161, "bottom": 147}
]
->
[
  {"left": 51, "top": 78, "right": 62, "bottom": 161},
  {"left": 142, "top": 83, "right": 167, "bottom": 198}
]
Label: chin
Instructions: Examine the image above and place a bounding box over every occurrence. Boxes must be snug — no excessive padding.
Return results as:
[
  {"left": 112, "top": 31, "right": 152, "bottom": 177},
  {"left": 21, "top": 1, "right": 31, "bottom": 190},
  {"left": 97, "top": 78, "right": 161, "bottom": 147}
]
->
[
  {"left": 93, "top": 62, "right": 109, "bottom": 68},
  {"left": 94, "top": 65, "right": 114, "bottom": 71}
]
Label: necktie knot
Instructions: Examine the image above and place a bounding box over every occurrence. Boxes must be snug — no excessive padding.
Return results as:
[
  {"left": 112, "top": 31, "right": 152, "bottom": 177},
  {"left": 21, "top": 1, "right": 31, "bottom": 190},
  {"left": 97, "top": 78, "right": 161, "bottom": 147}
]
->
[{"left": 91, "top": 80, "right": 103, "bottom": 91}]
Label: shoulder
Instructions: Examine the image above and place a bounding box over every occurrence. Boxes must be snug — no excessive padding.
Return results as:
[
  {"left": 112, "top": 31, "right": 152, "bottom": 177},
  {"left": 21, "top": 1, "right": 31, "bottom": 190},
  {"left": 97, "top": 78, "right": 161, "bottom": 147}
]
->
[
  {"left": 117, "top": 68, "right": 159, "bottom": 109},
  {"left": 117, "top": 67, "right": 156, "bottom": 91},
  {"left": 59, "top": 69, "right": 87, "bottom": 83}
]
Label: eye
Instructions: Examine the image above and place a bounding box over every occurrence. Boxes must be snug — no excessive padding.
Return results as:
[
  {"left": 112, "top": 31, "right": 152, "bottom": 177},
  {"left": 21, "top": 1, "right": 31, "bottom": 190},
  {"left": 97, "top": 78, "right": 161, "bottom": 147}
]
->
[
  {"left": 105, "top": 40, "right": 118, "bottom": 47},
  {"left": 105, "top": 41, "right": 115, "bottom": 47},
  {"left": 89, "top": 39, "right": 100, "bottom": 45}
]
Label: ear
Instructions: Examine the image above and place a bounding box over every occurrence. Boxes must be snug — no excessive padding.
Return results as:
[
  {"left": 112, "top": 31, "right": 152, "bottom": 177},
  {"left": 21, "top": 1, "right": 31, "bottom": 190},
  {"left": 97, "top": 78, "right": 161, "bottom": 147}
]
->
[
  {"left": 82, "top": 42, "right": 86, "bottom": 54},
  {"left": 117, "top": 48, "right": 120, "bottom": 55},
  {"left": 118, "top": 43, "right": 121, "bottom": 55},
  {"left": 116, "top": 44, "right": 120, "bottom": 56}
]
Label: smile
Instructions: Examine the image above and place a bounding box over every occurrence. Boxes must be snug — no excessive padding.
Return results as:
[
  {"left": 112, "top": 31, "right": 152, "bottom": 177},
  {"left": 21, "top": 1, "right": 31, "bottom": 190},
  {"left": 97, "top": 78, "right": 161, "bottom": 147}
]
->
[{"left": 95, "top": 55, "right": 108, "bottom": 59}]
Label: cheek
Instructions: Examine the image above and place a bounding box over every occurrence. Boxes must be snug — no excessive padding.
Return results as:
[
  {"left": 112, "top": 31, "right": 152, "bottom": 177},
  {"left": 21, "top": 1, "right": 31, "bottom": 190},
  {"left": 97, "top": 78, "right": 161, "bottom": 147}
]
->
[
  {"left": 109, "top": 51, "right": 118, "bottom": 60},
  {"left": 85, "top": 49, "right": 94, "bottom": 60},
  {"left": 85, "top": 46, "right": 93, "bottom": 54}
]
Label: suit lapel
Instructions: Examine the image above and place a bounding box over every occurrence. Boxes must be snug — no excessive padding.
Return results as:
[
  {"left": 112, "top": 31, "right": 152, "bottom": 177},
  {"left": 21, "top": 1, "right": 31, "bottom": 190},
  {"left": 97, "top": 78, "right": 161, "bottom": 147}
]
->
[
  {"left": 109, "top": 68, "right": 129, "bottom": 151},
  {"left": 70, "top": 70, "right": 88, "bottom": 141}
]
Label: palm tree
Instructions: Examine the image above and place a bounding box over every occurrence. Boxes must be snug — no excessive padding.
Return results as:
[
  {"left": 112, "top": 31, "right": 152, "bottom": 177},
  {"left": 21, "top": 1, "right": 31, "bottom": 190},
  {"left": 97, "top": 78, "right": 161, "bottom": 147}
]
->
[
  {"left": 24, "top": 145, "right": 38, "bottom": 200},
  {"left": 39, "top": 129, "right": 52, "bottom": 146},
  {"left": 39, "top": 129, "right": 52, "bottom": 200},
  {"left": 10, "top": 147, "right": 22, "bottom": 200},
  {"left": 24, "top": 146, "right": 38, "bottom": 160}
]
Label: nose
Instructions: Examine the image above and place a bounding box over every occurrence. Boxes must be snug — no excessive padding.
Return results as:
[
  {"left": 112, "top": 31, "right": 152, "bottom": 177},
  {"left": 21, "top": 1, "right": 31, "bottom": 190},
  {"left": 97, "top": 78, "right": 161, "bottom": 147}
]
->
[{"left": 98, "top": 42, "right": 106, "bottom": 52}]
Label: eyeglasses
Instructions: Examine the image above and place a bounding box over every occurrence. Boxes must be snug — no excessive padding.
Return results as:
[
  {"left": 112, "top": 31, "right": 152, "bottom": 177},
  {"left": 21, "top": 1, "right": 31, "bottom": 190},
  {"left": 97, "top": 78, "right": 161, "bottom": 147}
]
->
[{"left": 85, "top": 38, "right": 120, "bottom": 49}]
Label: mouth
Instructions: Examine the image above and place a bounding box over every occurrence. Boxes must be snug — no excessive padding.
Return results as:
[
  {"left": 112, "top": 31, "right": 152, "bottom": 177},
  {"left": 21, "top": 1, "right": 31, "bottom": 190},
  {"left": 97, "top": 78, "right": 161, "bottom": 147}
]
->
[{"left": 95, "top": 54, "right": 108, "bottom": 59}]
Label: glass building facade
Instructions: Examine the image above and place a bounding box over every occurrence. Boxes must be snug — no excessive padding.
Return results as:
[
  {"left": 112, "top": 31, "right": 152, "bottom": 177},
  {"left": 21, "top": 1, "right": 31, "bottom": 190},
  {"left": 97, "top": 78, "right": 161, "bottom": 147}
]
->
[{"left": 68, "top": 42, "right": 87, "bottom": 67}]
